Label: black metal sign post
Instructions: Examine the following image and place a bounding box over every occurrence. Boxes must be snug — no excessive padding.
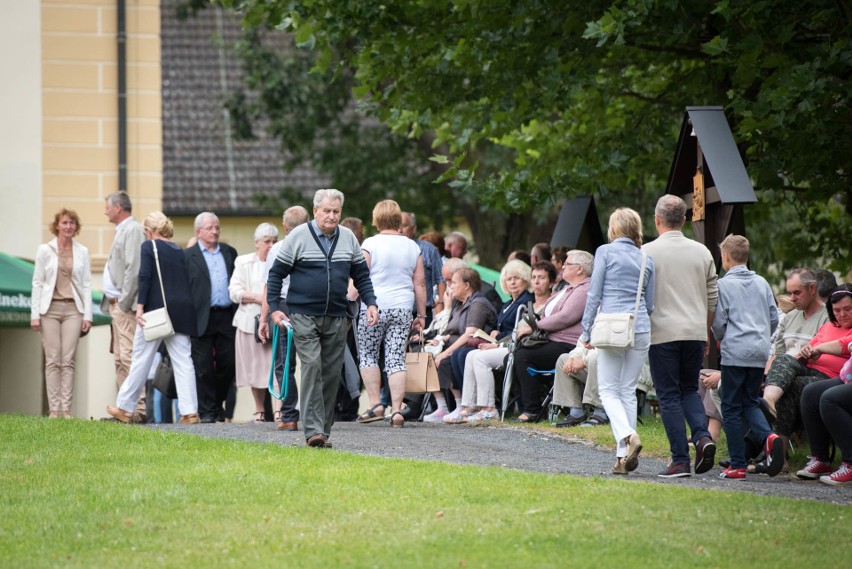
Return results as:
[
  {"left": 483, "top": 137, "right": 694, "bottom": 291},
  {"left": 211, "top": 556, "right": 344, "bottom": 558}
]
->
[{"left": 666, "top": 106, "right": 757, "bottom": 368}]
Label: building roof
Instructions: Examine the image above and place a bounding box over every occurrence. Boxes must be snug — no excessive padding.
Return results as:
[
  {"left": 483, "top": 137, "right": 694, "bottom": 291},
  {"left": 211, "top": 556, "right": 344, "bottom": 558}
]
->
[{"left": 161, "top": 0, "right": 326, "bottom": 216}]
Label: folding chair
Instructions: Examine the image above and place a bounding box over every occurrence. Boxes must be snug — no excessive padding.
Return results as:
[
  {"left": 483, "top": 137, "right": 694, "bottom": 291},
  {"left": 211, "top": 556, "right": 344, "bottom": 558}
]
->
[{"left": 526, "top": 367, "right": 556, "bottom": 423}]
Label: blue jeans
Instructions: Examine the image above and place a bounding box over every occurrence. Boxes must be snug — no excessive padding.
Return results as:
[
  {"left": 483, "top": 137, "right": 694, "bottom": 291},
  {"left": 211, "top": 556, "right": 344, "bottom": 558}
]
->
[
  {"left": 649, "top": 341, "right": 711, "bottom": 464},
  {"left": 720, "top": 365, "right": 772, "bottom": 469},
  {"left": 451, "top": 347, "right": 476, "bottom": 391}
]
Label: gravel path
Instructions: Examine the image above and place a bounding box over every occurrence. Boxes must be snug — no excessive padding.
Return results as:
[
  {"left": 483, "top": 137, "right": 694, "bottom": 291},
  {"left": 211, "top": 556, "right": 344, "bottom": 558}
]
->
[{"left": 147, "top": 421, "right": 851, "bottom": 506}]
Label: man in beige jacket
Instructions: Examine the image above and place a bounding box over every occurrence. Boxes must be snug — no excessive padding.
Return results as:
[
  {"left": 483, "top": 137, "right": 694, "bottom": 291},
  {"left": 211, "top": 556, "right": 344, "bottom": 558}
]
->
[
  {"left": 643, "top": 195, "right": 718, "bottom": 478},
  {"left": 102, "top": 191, "right": 147, "bottom": 421}
]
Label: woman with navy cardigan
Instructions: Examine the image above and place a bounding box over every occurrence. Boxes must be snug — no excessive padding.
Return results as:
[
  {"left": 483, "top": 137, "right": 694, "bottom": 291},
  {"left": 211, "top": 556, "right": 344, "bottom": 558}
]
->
[{"left": 107, "top": 212, "right": 199, "bottom": 424}]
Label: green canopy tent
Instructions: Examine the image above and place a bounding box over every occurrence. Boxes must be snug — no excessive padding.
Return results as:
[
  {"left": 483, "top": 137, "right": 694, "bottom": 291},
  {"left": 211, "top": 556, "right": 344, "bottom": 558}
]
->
[
  {"left": 0, "top": 252, "right": 111, "bottom": 327},
  {"left": 470, "top": 263, "right": 509, "bottom": 301}
]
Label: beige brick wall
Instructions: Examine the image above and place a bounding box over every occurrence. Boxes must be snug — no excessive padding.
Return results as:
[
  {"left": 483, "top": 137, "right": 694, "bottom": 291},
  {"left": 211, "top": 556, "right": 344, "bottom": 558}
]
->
[{"left": 41, "top": 0, "right": 162, "bottom": 268}]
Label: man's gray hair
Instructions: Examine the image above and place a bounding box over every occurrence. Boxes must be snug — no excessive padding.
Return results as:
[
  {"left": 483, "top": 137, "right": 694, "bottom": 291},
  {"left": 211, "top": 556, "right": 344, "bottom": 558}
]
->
[
  {"left": 655, "top": 194, "right": 687, "bottom": 229},
  {"left": 313, "top": 188, "right": 345, "bottom": 207},
  {"left": 194, "top": 211, "right": 219, "bottom": 230},
  {"left": 566, "top": 249, "right": 594, "bottom": 277},
  {"left": 789, "top": 267, "right": 817, "bottom": 287},
  {"left": 283, "top": 205, "right": 309, "bottom": 230},
  {"left": 443, "top": 257, "right": 467, "bottom": 275},
  {"left": 446, "top": 231, "right": 467, "bottom": 245},
  {"left": 106, "top": 191, "right": 132, "bottom": 213},
  {"left": 254, "top": 222, "right": 279, "bottom": 241},
  {"left": 403, "top": 212, "right": 416, "bottom": 226}
]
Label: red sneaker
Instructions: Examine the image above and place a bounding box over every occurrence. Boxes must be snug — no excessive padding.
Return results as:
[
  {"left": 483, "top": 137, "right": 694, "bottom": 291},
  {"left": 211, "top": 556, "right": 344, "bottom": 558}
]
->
[
  {"left": 796, "top": 457, "right": 833, "bottom": 480},
  {"left": 764, "top": 433, "right": 785, "bottom": 477},
  {"left": 719, "top": 466, "right": 747, "bottom": 480},
  {"left": 820, "top": 462, "right": 852, "bottom": 486}
]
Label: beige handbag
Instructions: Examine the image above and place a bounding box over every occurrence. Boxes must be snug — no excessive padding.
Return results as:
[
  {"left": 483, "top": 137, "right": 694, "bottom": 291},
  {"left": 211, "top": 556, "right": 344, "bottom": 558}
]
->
[
  {"left": 405, "top": 341, "right": 440, "bottom": 394},
  {"left": 590, "top": 251, "right": 647, "bottom": 349},
  {"left": 142, "top": 241, "right": 175, "bottom": 342}
]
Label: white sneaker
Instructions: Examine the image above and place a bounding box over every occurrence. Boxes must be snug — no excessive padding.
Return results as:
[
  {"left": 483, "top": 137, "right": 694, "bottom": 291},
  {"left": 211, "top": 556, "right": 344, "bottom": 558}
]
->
[{"left": 423, "top": 409, "right": 448, "bottom": 423}]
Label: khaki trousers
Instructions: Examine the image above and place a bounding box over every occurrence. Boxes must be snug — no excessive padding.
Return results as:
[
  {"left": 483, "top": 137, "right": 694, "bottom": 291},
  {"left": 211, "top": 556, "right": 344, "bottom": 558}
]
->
[
  {"left": 109, "top": 302, "right": 145, "bottom": 415},
  {"left": 290, "top": 314, "right": 348, "bottom": 440},
  {"left": 40, "top": 300, "right": 82, "bottom": 412},
  {"left": 553, "top": 351, "right": 603, "bottom": 409}
]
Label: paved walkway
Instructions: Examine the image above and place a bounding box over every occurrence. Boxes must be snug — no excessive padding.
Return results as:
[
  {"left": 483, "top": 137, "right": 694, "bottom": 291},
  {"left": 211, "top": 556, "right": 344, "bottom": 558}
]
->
[{"left": 148, "top": 421, "right": 852, "bottom": 505}]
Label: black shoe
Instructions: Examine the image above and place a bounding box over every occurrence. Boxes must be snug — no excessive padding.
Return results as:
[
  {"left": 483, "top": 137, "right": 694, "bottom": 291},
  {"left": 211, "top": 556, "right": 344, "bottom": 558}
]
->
[
  {"left": 200, "top": 415, "right": 216, "bottom": 424},
  {"left": 510, "top": 413, "right": 538, "bottom": 424},
  {"left": 719, "top": 459, "right": 731, "bottom": 468},
  {"left": 400, "top": 405, "right": 423, "bottom": 422},
  {"left": 694, "top": 437, "right": 716, "bottom": 474},
  {"left": 555, "top": 415, "right": 585, "bottom": 428},
  {"left": 658, "top": 462, "right": 691, "bottom": 478}
]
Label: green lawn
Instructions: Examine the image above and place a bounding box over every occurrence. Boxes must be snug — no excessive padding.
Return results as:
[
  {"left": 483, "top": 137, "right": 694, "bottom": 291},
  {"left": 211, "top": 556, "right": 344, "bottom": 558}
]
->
[{"left": 0, "top": 415, "right": 842, "bottom": 568}]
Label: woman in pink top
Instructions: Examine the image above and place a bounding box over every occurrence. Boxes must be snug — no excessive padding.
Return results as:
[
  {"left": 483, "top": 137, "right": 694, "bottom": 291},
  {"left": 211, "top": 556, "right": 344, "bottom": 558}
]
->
[
  {"left": 765, "top": 284, "right": 852, "bottom": 443},
  {"left": 510, "top": 253, "right": 592, "bottom": 423},
  {"left": 797, "top": 285, "right": 852, "bottom": 486}
]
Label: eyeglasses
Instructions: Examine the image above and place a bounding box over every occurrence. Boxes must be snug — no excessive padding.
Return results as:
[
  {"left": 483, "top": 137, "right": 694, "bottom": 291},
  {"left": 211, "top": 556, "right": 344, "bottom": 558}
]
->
[{"left": 564, "top": 263, "right": 582, "bottom": 266}]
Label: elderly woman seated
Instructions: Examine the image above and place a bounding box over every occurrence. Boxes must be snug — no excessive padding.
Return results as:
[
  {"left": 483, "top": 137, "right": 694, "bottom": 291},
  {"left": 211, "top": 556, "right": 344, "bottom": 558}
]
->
[
  {"left": 424, "top": 267, "right": 497, "bottom": 422},
  {"left": 763, "top": 284, "right": 852, "bottom": 467},
  {"left": 446, "top": 260, "right": 534, "bottom": 423},
  {"left": 511, "top": 250, "right": 593, "bottom": 423}
]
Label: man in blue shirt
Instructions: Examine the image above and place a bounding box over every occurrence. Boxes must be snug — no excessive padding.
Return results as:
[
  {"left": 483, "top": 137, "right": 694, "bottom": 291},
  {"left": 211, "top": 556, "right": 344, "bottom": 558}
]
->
[
  {"left": 185, "top": 212, "right": 238, "bottom": 423},
  {"left": 400, "top": 212, "right": 444, "bottom": 326}
]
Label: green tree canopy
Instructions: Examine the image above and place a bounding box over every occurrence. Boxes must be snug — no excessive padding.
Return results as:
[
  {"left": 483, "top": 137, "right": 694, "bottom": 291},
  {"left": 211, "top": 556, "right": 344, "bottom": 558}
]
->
[{"left": 218, "top": 0, "right": 850, "bottom": 273}]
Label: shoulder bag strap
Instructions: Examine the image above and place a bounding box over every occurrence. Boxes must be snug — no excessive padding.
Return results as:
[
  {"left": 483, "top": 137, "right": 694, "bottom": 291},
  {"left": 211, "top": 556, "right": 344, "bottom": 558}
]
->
[
  {"left": 152, "top": 240, "right": 168, "bottom": 312},
  {"left": 632, "top": 251, "right": 647, "bottom": 317}
]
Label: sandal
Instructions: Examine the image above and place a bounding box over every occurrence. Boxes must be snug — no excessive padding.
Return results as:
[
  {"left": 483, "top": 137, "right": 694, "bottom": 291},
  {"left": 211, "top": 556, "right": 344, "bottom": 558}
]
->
[
  {"left": 253, "top": 411, "right": 266, "bottom": 423},
  {"left": 580, "top": 414, "right": 609, "bottom": 427},
  {"left": 390, "top": 412, "right": 405, "bottom": 428},
  {"left": 356, "top": 404, "right": 385, "bottom": 424},
  {"left": 273, "top": 410, "right": 282, "bottom": 423},
  {"left": 467, "top": 410, "right": 498, "bottom": 423}
]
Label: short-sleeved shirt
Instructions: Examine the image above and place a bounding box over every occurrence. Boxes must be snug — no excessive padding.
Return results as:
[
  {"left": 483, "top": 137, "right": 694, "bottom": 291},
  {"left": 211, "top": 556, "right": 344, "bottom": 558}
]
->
[
  {"left": 771, "top": 306, "right": 829, "bottom": 357},
  {"left": 360, "top": 233, "right": 421, "bottom": 310},
  {"left": 416, "top": 239, "right": 444, "bottom": 308}
]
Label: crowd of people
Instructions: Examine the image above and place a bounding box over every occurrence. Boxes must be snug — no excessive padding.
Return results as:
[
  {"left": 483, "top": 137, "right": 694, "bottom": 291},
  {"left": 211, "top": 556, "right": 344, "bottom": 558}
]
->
[{"left": 30, "top": 191, "right": 851, "bottom": 484}]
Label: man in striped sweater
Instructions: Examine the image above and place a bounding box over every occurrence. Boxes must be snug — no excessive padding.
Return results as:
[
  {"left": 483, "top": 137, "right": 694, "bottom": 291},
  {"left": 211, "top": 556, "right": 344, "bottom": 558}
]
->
[{"left": 267, "top": 189, "right": 378, "bottom": 448}]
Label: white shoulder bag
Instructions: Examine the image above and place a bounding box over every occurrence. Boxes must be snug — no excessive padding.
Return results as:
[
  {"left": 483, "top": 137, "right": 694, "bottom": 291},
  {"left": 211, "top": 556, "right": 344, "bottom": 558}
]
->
[
  {"left": 589, "top": 251, "right": 647, "bottom": 349},
  {"left": 142, "top": 241, "right": 175, "bottom": 342}
]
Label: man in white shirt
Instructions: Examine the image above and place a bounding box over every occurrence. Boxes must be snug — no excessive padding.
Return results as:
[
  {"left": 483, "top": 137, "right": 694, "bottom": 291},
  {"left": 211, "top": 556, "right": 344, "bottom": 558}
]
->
[{"left": 102, "top": 191, "right": 146, "bottom": 421}]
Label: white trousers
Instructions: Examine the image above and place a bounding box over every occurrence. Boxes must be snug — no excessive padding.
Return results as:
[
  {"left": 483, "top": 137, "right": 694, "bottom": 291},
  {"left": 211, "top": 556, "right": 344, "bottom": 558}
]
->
[
  {"left": 461, "top": 346, "right": 508, "bottom": 408},
  {"left": 596, "top": 333, "right": 650, "bottom": 457},
  {"left": 116, "top": 326, "right": 198, "bottom": 417}
]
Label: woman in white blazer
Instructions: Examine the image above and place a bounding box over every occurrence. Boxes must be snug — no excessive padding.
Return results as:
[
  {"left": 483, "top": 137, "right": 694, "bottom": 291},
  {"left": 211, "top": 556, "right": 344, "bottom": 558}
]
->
[
  {"left": 229, "top": 223, "right": 279, "bottom": 422},
  {"left": 31, "top": 208, "right": 93, "bottom": 418}
]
